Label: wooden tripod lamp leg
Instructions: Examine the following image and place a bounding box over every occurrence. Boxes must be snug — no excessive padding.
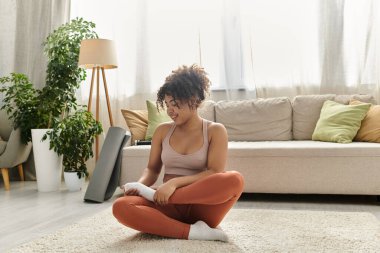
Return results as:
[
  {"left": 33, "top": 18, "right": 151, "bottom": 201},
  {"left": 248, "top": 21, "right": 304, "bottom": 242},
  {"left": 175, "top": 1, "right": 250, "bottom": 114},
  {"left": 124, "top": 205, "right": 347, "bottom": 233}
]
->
[
  {"left": 96, "top": 67, "right": 100, "bottom": 161},
  {"left": 101, "top": 67, "right": 114, "bottom": 126},
  {"left": 92, "top": 67, "right": 114, "bottom": 161},
  {"left": 88, "top": 67, "right": 96, "bottom": 112}
]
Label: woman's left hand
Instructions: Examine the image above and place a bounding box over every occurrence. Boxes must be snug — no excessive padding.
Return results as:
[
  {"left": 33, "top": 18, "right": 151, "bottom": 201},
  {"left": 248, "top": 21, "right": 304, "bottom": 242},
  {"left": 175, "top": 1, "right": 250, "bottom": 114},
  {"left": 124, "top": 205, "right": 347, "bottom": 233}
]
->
[{"left": 154, "top": 181, "right": 176, "bottom": 206}]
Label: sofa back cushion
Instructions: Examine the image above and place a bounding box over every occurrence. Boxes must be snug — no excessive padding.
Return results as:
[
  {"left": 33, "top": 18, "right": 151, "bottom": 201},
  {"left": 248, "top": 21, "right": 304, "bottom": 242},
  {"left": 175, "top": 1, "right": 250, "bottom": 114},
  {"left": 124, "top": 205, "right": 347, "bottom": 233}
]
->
[
  {"left": 215, "top": 97, "right": 292, "bottom": 141},
  {"left": 292, "top": 94, "right": 335, "bottom": 140},
  {"left": 198, "top": 100, "right": 215, "bottom": 122},
  {"left": 292, "top": 94, "right": 376, "bottom": 140},
  {"left": 334, "top": 94, "right": 376, "bottom": 105}
]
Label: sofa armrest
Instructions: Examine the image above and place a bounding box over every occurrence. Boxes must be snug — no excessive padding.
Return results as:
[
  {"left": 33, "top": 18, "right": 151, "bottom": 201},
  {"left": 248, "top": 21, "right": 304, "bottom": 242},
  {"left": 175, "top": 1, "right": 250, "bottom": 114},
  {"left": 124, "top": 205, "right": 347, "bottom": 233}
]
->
[
  {"left": 123, "top": 130, "right": 132, "bottom": 147},
  {"left": 0, "top": 128, "right": 32, "bottom": 168}
]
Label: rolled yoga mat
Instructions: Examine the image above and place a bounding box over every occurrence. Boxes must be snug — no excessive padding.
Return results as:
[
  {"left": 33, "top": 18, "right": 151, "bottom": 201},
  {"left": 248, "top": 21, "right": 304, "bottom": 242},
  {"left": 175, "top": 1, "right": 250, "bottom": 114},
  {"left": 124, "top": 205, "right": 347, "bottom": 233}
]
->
[{"left": 84, "top": 127, "right": 130, "bottom": 203}]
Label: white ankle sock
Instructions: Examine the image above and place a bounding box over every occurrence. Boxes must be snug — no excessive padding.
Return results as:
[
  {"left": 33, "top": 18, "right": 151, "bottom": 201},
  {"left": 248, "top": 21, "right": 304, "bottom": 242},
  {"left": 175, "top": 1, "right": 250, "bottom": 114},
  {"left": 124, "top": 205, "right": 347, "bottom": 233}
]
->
[
  {"left": 188, "top": 221, "right": 228, "bottom": 242},
  {"left": 124, "top": 182, "right": 155, "bottom": 201}
]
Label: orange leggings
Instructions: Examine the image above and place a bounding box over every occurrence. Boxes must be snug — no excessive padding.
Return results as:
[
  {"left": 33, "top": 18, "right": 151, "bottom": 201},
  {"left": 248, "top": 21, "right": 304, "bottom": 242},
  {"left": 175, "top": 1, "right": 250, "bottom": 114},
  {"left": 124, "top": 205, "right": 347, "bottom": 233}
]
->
[{"left": 112, "top": 171, "right": 244, "bottom": 239}]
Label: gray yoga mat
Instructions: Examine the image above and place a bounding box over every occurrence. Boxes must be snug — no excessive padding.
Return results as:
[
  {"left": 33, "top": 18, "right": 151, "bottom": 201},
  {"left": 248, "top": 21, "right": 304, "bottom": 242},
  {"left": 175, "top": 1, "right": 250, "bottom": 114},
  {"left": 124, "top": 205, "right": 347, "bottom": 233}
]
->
[{"left": 84, "top": 127, "right": 130, "bottom": 203}]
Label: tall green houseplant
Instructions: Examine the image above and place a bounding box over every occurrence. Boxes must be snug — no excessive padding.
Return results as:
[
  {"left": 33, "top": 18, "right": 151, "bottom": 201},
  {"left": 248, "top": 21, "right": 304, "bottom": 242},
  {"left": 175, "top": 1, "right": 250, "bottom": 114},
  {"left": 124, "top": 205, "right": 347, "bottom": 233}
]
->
[
  {"left": 43, "top": 17, "right": 98, "bottom": 117},
  {"left": 0, "top": 18, "right": 99, "bottom": 144}
]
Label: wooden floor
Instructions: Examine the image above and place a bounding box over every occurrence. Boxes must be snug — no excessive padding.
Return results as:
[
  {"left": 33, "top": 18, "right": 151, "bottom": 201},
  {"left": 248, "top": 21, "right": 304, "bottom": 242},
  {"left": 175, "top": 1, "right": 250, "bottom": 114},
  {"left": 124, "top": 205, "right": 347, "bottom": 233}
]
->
[{"left": 1, "top": 181, "right": 380, "bottom": 252}]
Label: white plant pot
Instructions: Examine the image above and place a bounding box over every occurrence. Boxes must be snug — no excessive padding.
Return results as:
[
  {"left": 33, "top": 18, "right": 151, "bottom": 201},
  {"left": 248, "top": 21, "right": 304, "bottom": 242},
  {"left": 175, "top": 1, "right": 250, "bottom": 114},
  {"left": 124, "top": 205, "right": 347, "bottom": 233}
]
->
[
  {"left": 64, "top": 172, "right": 85, "bottom": 191},
  {"left": 32, "top": 129, "right": 63, "bottom": 192}
]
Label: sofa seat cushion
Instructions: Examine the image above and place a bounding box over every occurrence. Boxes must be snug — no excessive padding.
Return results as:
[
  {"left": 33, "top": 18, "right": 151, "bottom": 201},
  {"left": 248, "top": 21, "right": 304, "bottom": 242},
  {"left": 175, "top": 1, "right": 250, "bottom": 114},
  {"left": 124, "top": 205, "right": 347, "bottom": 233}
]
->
[
  {"left": 227, "top": 141, "right": 380, "bottom": 157},
  {"left": 123, "top": 141, "right": 380, "bottom": 158},
  {"left": 226, "top": 140, "right": 380, "bottom": 195},
  {"left": 123, "top": 145, "right": 151, "bottom": 157},
  {"left": 121, "top": 141, "right": 380, "bottom": 195}
]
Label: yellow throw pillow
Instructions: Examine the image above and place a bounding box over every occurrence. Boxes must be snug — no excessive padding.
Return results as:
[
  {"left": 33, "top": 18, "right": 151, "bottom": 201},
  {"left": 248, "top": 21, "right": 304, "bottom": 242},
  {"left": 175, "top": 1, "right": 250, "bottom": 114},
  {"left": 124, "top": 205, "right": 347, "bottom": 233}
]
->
[
  {"left": 145, "top": 100, "right": 171, "bottom": 140},
  {"left": 121, "top": 109, "right": 148, "bottom": 144},
  {"left": 312, "top": 100, "right": 371, "bottom": 143},
  {"left": 350, "top": 99, "right": 380, "bottom": 143}
]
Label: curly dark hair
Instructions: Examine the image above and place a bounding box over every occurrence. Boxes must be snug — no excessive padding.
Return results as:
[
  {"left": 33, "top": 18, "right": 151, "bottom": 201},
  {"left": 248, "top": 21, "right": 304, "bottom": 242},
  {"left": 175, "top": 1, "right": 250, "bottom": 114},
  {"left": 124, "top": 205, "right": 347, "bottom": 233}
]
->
[{"left": 157, "top": 64, "right": 211, "bottom": 110}]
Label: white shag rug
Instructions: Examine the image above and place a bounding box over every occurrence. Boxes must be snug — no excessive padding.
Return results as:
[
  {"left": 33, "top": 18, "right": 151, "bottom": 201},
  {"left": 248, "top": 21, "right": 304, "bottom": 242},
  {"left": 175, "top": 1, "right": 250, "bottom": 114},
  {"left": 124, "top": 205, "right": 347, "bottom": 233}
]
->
[{"left": 9, "top": 207, "right": 380, "bottom": 253}]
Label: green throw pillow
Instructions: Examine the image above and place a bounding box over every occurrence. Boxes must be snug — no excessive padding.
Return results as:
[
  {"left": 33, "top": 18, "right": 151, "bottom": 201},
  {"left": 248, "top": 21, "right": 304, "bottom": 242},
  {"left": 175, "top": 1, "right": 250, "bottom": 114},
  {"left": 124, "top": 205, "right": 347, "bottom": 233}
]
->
[
  {"left": 145, "top": 100, "right": 171, "bottom": 140},
  {"left": 312, "top": 100, "right": 371, "bottom": 143}
]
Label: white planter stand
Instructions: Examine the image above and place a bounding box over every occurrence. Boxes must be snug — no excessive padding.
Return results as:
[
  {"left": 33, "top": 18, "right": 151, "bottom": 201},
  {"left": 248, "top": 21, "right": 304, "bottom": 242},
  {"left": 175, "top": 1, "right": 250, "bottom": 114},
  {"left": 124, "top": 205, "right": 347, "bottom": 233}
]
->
[
  {"left": 64, "top": 172, "right": 85, "bottom": 191},
  {"left": 32, "top": 129, "right": 63, "bottom": 192}
]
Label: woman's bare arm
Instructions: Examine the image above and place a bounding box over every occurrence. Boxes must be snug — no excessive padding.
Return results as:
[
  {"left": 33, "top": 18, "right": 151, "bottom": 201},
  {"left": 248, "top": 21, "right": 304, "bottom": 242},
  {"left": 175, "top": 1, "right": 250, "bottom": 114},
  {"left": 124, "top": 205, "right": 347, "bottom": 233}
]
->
[{"left": 136, "top": 124, "right": 170, "bottom": 186}]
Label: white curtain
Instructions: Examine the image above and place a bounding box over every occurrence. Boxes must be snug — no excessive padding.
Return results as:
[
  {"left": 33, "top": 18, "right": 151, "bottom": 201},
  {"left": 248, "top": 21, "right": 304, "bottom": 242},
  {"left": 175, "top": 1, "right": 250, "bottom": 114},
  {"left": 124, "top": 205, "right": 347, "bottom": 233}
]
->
[
  {"left": 70, "top": 0, "right": 380, "bottom": 131},
  {"left": 0, "top": 0, "right": 70, "bottom": 89},
  {"left": 240, "top": 0, "right": 380, "bottom": 101},
  {"left": 319, "top": 0, "right": 380, "bottom": 100},
  {"left": 240, "top": 0, "right": 321, "bottom": 98}
]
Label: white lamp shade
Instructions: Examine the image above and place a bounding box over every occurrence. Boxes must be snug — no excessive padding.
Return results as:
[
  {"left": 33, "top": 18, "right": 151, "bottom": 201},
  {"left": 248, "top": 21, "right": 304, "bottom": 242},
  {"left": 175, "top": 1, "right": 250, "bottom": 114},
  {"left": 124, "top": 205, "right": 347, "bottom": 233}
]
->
[{"left": 78, "top": 39, "right": 117, "bottom": 69}]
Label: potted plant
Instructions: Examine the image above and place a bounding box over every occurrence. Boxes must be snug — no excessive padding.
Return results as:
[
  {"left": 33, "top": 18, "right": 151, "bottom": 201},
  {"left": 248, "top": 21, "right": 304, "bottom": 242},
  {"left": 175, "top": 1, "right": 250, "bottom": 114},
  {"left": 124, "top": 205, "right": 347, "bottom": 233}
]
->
[
  {"left": 43, "top": 109, "right": 102, "bottom": 191},
  {"left": 0, "top": 73, "right": 66, "bottom": 192},
  {"left": 0, "top": 18, "right": 100, "bottom": 192},
  {"left": 32, "top": 17, "right": 99, "bottom": 192}
]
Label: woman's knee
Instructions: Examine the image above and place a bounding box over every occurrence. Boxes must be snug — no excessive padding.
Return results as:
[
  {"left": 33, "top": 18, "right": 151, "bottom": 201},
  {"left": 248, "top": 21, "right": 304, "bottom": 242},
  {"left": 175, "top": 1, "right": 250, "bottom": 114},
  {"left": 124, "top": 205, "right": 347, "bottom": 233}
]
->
[
  {"left": 225, "top": 171, "right": 244, "bottom": 192},
  {"left": 112, "top": 197, "right": 128, "bottom": 221},
  {"left": 112, "top": 196, "right": 141, "bottom": 222}
]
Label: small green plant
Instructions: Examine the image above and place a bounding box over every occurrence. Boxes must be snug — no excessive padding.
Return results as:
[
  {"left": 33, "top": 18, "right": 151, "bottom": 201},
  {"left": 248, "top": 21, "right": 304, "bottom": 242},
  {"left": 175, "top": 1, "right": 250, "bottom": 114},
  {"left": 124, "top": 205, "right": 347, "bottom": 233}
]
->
[{"left": 43, "top": 109, "right": 103, "bottom": 179}]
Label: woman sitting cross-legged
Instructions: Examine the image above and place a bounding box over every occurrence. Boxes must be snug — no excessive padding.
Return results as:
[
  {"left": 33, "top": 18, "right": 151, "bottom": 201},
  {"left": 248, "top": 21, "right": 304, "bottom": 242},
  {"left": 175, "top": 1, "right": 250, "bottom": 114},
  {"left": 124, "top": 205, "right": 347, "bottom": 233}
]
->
[{"left": 112, "top": 64, "right": 244, "bottom": 241}]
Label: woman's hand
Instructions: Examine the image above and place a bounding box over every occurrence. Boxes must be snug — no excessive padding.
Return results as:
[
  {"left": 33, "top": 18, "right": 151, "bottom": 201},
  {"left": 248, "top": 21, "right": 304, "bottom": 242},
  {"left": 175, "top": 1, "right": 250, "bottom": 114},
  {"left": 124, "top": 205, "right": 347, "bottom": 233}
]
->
[
  {"left": 122, "top": 185, "right": 140, "bottom": 196},
  {"left": 154, "top": 181, "right": 177, "bottom": 205}
]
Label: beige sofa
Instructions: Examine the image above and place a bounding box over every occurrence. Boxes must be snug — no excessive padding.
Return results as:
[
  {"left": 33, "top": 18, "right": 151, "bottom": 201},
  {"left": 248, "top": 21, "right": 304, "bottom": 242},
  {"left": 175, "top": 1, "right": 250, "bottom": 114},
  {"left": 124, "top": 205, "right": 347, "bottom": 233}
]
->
[{"left": 120, "top": 94, "right": 380, "bottom": 195}]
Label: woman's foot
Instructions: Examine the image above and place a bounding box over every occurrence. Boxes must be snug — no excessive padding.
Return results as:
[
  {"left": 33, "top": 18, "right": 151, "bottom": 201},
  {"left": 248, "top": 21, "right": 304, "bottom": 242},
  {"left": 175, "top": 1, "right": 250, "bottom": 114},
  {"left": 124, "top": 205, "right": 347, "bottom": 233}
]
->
[
  {"left": 123, "top": 182, "right": 155, "bottom": 201},
  {"left": 188, "top": 221, "right": 228, "bottom": 242}
]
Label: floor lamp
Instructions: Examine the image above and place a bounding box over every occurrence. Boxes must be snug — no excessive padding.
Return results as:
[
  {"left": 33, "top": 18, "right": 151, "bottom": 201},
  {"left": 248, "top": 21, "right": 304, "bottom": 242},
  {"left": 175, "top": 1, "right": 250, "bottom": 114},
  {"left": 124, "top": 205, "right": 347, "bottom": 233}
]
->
[{"left": 78, "top": 39, "right": 118, "bottom": 161}]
